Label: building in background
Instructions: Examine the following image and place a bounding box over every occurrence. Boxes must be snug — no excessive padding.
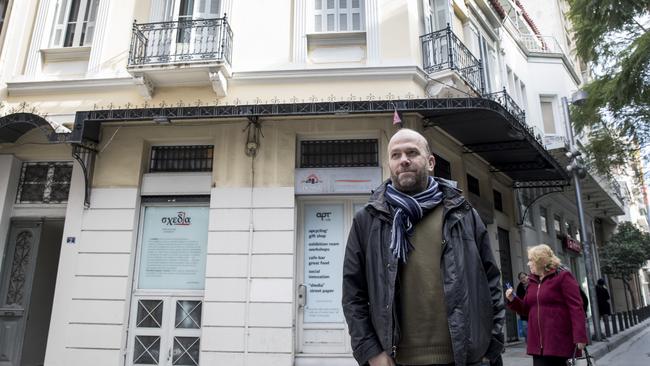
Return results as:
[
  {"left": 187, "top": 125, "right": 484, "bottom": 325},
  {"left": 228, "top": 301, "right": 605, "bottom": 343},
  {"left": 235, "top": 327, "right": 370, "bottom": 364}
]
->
[{"left": 0, "top": 1, "right": 629, "bottom": 365}]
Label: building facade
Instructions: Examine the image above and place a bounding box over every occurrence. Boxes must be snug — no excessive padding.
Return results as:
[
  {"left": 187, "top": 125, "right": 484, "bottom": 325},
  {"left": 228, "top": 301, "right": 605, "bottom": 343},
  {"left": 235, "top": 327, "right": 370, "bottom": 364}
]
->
[{"left": 0, "top": 1, "right": 625, "bottom": 365}]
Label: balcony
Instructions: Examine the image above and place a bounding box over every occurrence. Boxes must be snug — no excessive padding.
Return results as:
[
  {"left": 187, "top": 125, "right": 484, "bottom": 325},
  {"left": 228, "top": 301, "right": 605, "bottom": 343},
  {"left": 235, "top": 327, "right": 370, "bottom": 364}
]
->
[
  {"left": 420, "top": 26, "right": 484, "bottom": 96},
  {"left": 127, "top": 16, "right": 233, "bottom": 99}
]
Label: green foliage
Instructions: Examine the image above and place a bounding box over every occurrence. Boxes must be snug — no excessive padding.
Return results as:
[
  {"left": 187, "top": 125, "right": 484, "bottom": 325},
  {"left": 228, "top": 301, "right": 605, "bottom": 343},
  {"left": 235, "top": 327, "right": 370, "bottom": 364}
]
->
[
  {"left": 599, "top": 222, "right": 650, "bottom": 281},
  {"left": 567, "top": 0, "right": 650, "bottom": 177}
]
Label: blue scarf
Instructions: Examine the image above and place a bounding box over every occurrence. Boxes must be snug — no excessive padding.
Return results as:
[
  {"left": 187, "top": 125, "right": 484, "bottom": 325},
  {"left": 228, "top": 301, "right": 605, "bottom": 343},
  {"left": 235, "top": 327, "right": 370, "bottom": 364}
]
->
[{"left": 385, "top": 177, "right": 444, "bottom": 263}]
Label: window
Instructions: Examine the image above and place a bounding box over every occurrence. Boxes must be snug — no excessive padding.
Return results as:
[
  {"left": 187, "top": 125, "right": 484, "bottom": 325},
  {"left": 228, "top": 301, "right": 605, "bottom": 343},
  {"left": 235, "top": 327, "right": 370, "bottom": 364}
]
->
[
  {"left": 149, "top": 145, "right": 214, "bottom": 173},
  {"left": 467, "top": 174, "right": 480, "bottom": 196},
  {"left": 51, "top": 0, "right": 100, "bottom": 47},
  {"left": 540, "top": 206, "right": 548, "bottom": 233},
  {"left": 554, "top": 215, "right": 562, "bottom": 233},
  {"left": 424, "top": 0, "right": 450, "bottom": 33},
  {"left": 313, "top": 0, "right": 365, "bottom": 32},
  {"left": 299, "top": 139, "right": 378, "bottom": 168},
  {"left": 493, "top": 190, "right": 503, "bottom": 212},
  {"left": 540, "top": 99, "right": 556, "bottom": 134},
  {"left": 0, "top": 0, "right": 8, "bottom": 37},
  {"left": 16, "top": 162, "right": 73, "bottom": 204},
  {"left": 433, "top": 153, "right": 451, "bottom": 180}
]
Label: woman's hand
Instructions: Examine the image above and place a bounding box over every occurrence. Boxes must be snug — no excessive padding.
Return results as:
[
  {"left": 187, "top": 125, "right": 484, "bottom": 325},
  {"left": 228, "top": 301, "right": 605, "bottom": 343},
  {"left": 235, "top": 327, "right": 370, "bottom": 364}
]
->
[
  {"left": 576, "top": 342, "right": 586, "bottom": 350},
  {"left": 505, "top": 288, "right": 514, "bottom": 302}
]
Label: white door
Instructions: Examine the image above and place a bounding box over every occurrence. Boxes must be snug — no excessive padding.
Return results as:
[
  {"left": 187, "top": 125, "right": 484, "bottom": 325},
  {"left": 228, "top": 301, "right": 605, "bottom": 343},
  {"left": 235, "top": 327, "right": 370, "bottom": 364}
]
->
[
  {"left": 127, "top": 205, "right": 209, "bottom": 366},
  {"left": 423, "top": 0, "right": 451, "bottom": 68},
  {"left": 296, "top": 198, "right": 366, "bottom": 355},
  {"left": 0, "top": 221, "right": 43, "bottom": 366}
]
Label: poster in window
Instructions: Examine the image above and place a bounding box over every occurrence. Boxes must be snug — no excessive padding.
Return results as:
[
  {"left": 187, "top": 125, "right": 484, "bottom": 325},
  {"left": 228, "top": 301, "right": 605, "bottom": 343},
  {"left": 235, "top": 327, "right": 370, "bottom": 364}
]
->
[
  {"left": 138, "top": 206, "right": 209, "bottom": 290},
  {"left": 303, "top": 203, "right": 345, "bottom": 323}
]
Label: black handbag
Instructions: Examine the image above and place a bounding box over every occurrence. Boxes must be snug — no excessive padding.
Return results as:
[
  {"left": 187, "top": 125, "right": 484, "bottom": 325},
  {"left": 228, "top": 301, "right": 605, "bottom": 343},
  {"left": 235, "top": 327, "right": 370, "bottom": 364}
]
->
[{"left": 567, "top": 346, "right": 596, "bottom": 366}]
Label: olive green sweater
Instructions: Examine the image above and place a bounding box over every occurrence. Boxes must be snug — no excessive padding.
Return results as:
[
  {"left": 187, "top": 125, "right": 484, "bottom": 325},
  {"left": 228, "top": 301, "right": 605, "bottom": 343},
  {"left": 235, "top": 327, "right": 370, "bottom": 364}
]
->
[{"left": 395, "top": 205, "right": 454, "bottom": 365}]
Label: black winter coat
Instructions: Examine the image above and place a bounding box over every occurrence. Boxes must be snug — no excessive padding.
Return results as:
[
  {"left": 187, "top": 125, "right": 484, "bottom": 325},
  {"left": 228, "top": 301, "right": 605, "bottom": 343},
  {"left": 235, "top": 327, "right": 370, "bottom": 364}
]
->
[{"left": 342, "top": 178, "right": 505, "bottom": 366}]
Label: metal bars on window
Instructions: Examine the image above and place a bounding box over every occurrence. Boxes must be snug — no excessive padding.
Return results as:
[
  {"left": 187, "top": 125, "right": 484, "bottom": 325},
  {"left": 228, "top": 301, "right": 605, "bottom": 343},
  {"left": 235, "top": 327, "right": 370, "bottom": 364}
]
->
[
  {"left": 149, "top": 145, "right": 214, "bottom": 173},
  {"left": 15, "top": 162, "right": 73, "bottom": 204},
  {"left": 299, "top": 139, "right": 378, "bottom": 168}
]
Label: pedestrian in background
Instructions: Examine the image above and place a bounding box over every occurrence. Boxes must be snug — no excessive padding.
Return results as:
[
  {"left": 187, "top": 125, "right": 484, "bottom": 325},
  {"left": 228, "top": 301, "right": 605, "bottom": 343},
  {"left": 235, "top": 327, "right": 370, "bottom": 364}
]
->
[
  {"left": 515, "top": 272, "right": 529, "bottom": 342},
  {"left": 505, "top": 244, "right": 587, "bottom": 366},
  {"left": 596, "top": 278, "right": 612, "bottom": 336}
]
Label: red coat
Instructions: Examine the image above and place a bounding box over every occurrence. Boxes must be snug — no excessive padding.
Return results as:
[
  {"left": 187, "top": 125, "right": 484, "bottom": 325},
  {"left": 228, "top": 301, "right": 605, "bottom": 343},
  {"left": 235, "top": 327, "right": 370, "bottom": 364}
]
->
[{"left": 507, "top": 269, "right": 587, "bottom": 358}]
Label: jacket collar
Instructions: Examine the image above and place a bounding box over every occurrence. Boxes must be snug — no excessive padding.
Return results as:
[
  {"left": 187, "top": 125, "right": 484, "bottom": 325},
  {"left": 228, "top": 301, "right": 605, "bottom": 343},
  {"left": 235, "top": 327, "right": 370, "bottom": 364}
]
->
[
  {"left": 366, "top": 177, "right": 466, "bottom": 219},
  {"left": 529, "top": 266, "right": 565, "bottom": 284}
]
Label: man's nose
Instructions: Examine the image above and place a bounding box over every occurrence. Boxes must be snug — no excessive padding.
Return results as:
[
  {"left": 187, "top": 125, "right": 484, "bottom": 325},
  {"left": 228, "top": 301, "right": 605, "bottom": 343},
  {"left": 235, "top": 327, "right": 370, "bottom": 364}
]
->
[{"left": 399, "top": 154, "right": 410, "bottom": 165}]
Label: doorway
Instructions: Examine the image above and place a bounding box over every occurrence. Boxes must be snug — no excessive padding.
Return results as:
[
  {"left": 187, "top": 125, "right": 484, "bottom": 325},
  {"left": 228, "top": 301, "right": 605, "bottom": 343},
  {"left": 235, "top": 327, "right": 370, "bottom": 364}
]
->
[
  {"left": 497, "top": 227, "right": 519, "bottom": 342},
  {"left": 0, "top": 219, "right": 63, "bottom": 366}
]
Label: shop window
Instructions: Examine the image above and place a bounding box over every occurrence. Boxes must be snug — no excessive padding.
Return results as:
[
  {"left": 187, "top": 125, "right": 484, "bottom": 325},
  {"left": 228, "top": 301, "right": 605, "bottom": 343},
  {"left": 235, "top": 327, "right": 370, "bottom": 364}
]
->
[
  {"left": 313, "top": 0, "right": 365, "bottom": 32},
  {"left": 433, "top": 153, "right": 451, "bottom": 180},
  {"left": 493, "top": 190, "right": 503, "bottom": 212},
  {"left": 16, "top": 162, "right": 73, "bottom": 204},
  {"left": 149, "top": 145, "right": 214, "bottom": 173},
  {"left": 467, "top": 174, "right": 480, "bottom": 196},
  {"left": 51, "top": 0, "right": 100, "bottom": 47},
  {"left": 299, "top": 139, "right": 378, "bottom": 168}
]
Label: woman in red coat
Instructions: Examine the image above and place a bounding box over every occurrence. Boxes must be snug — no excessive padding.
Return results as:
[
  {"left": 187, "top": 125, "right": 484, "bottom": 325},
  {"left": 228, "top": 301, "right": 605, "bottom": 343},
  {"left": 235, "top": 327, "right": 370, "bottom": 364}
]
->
[{"left": 505, "top": 244, "right": 587, "bottom": 366}]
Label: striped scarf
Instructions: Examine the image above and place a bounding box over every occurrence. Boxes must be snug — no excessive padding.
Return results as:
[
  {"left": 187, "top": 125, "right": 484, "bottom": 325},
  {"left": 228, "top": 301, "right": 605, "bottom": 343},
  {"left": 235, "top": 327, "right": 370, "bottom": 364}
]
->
[{"left": 385, "top": 177, "right": 444, "bottom": 263}]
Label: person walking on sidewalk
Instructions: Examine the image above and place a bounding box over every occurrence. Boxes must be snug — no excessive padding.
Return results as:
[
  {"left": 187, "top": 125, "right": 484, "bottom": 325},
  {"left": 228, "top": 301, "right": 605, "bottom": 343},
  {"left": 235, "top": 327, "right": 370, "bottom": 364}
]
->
[
  {"left": 515, "top": 272, "right": 529, "bottom": 342},
  {"left": 596, "top": 278, "right": 612, "bottom": 335},
  {"left": 505, "top": 244, "right": 587, "bottom": 366},
  {"left": 342, "top": 128, "right": 505, "bottom": 366}
]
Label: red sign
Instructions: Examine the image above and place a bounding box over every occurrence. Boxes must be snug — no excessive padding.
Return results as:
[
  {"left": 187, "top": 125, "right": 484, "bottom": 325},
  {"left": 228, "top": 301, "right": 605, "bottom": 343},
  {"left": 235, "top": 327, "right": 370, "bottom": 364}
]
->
[{"left": 563, "top": 235, "right": 582, "bottom": 254}]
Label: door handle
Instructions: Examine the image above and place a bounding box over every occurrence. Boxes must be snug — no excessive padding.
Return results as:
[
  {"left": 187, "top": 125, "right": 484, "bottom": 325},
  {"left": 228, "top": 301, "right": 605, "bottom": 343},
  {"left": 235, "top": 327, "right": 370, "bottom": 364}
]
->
[{"left": 298, "top": 284, "right": 307, "bottom": 308}]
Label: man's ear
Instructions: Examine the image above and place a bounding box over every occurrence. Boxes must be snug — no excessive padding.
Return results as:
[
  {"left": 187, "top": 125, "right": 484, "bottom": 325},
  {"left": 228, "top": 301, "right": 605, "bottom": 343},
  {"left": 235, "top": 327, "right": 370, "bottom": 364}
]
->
[{"left": 428, "top": 154, "right": 436, "bottom": 172}]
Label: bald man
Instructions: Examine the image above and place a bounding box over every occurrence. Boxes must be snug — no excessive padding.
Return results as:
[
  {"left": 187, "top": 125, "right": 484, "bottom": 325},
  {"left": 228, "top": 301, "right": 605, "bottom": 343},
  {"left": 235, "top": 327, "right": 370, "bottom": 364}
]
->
[{"left": 342, "top": 129, "right": 505, "bottom": 366}]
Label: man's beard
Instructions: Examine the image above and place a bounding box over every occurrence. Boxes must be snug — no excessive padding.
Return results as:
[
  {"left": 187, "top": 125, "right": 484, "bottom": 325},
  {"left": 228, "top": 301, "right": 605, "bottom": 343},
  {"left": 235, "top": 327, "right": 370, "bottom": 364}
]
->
[{"left": 391, "top": 171, "right": 428, "bottom": 194}]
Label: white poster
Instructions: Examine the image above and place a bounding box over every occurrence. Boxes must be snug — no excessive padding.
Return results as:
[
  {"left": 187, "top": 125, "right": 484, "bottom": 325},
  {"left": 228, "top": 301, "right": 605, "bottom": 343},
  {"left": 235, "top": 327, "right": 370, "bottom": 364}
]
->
[
  {"left": 138, "top": 206, "right": 209, "bottom": 290},
  {"left": 303, "top": 203, "right": 345, "bottom": 323},
  {"left": 295, "top": 167, "right": 382, "bottom": 195}
]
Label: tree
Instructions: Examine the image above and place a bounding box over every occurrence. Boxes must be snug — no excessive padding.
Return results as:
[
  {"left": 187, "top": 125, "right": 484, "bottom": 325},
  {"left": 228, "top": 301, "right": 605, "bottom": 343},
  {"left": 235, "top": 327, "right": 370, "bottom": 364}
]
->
[
  {"left": 599, "top": 222, "right": 650, "bottom": 310},
  {"left": 567, "top": 0, "right": 650, "bottom": 180}
]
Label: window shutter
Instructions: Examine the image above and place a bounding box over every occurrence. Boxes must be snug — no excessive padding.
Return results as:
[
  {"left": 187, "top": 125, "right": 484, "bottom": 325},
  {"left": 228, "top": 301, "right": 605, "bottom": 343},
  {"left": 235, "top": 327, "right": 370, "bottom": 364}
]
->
[
  {"left": 433, "top": 0, "right": 449, "bottom": 31},
  {"left": 149, "top": 0, "right": 174, "bottom": 22},
  {"left": 194, "top": 0, "right": 220, "bottom": 19},
  {"left": 51, "top": 0, "right": 71, "bottom": 47},
  {"left": 81, "top": 0, "right": 100, "bottom": 46}
]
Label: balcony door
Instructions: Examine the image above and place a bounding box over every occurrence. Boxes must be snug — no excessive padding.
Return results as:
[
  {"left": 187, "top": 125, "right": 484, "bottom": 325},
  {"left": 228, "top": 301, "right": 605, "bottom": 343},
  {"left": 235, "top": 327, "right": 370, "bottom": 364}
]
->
[
  {"left": 422, "top": 0, "right": 450, "bottom": 69},
  {"left": 148, "top": 0, "right": 221, "bottom": 62}
]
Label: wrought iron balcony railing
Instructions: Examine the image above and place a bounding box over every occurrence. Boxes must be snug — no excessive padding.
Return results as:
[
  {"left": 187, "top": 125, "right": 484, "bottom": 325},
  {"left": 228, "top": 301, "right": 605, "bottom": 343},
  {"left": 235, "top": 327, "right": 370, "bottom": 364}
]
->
[
  {"left": 128, "top": 16, "right": 233, "bottom": 67},
  {"left": 486, "top": 88, "right": 525, "bottom": 122},
  {"left": 420, "top": 25, "right": 484, "bottom": 94}
]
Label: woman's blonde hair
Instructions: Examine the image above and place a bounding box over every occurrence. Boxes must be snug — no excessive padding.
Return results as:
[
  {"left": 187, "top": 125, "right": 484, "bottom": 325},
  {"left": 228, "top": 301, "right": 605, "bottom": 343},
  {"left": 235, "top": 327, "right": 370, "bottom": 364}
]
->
[{"left": 528, "top": 244, "right": 561, "bottom": 273}]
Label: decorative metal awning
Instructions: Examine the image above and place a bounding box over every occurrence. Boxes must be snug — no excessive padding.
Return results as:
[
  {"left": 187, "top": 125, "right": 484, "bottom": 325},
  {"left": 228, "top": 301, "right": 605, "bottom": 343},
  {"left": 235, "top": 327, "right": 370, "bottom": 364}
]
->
[
  {"left": 64, "top": 96, "right": 569, "bottom": 186},
  {"left": 0, "top": 112, "right": 64, "bottom": 143}
]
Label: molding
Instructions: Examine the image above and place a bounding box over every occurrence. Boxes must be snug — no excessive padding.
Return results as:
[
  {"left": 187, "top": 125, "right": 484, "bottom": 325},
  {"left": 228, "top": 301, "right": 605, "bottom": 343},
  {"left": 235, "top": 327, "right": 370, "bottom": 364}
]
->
[
  {"left": 40, "top": 46, "right": 91, "bottom": 63},
  {"left": 366, "top": 0, "right": 380, "bottom": 65},
  {"left": 6, "top": 76, "right": 136, "bottom": 96},
  {"left": 306, "top": 31, "right": 366, "bottom": 47},
  {"left": 133, "top": 75, "right": 154, "bottom": 100},
  {"left": 209, "top": 69, "right": 228, "bottom": 97},
  {"left": 231, "top": 65, "right": 428, "bottom": 85},
  {"left": 292, "top": 0, "right": 307, "bottom": 64},
  {"left": 25, "top": 0, "right": 53, "bottom": 76}
]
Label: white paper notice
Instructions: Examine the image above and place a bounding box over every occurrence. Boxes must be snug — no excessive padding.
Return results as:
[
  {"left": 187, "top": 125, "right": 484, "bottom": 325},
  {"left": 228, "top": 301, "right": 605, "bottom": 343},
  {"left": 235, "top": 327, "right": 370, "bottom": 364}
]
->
[
  {"left": 303, "top": 203, "right": 345, "bottom": 323},
  {"left": 138, "top": 206, "right": 209, "bottom": 290}
]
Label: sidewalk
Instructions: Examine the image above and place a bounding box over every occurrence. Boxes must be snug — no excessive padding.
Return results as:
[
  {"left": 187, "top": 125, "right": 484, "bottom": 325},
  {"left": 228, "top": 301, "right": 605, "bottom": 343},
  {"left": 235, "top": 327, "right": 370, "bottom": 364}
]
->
[{"left": 502, "top": 318, "right": 650, "bottom": 365}]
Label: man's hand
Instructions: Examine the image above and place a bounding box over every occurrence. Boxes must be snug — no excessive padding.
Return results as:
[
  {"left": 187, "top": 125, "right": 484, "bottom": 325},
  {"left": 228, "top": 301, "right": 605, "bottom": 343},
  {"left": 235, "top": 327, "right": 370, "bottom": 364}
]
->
[
  {"left": 505, "top": 288, "right": 514, "bottom": 302},
  {"left": 368, "top": 351, "right": 396, "bottom": 366}
]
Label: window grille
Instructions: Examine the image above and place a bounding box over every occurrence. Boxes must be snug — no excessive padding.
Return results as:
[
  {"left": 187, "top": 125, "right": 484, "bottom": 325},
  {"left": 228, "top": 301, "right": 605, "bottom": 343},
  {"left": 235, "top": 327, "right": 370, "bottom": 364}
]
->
[
  {"left": 299, "top": 139, "right": 378, "bottom": 168},
  {"left": 493, "top": 190, "right": 503, "bottom": 212},
  {"left": 433, "top": 154, "right": 451, "bottom": 180},
  {"left": 313, "top": 0, "right": 365, "bottom": 32},
  {"left": 16, "top": 162, "right": 73, "bottom": 204},
  {"left": 467, "top": 174, "right": 480, "bottom": 196},
  {"left": 149, "top": 145, "right": 214, "bottom": 173}
]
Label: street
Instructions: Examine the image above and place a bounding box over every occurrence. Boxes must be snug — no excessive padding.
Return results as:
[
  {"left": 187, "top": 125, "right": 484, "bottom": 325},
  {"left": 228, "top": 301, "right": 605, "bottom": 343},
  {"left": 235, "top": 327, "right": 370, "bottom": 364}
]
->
[{"left": 596, "top": 325, "right": 650, "bottom": 366}]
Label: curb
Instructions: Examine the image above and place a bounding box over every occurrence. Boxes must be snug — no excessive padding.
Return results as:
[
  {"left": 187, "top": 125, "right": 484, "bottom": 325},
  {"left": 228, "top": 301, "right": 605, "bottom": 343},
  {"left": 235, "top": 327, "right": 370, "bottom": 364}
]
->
[{"left": 590, "top": 319, "right": 650, "bottom": 359}]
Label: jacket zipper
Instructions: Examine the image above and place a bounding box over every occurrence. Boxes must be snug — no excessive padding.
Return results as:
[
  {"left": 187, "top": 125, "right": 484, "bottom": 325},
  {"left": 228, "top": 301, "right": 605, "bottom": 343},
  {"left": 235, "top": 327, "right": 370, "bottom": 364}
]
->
[{"left": 537, "top": 279, "right": 543, "bottom": 353}]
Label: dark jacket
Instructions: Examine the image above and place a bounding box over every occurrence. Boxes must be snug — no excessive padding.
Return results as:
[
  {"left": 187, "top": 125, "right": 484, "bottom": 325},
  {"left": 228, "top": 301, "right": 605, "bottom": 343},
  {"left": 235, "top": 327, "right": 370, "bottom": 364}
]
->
[
  {"left": 596, "top": 285, "right": 611, "bottom": 315},
  {"left": 507, "top": 268, "right": 588, "bottom": 358},
  {"left": 342, "top": 178, "right": 505, "bottom": 366},
  {"left": 515, "top": 282, "right": 528, "bottom": 321}
]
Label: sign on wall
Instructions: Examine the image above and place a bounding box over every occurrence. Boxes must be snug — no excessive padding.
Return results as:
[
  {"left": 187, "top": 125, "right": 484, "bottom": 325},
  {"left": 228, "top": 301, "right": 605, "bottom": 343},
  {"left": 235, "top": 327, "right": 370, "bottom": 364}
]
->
[
  {"left": 295, "top": 167, "right": 382, "bottom": 195},
  {"left": 138, "top": 206, "right": 209, "bottom": 290},
  {"left": 303, "top": 203, "right": 345, "bottom": 323}
]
